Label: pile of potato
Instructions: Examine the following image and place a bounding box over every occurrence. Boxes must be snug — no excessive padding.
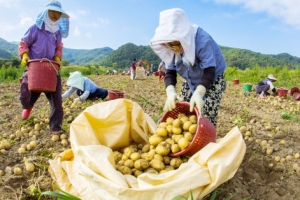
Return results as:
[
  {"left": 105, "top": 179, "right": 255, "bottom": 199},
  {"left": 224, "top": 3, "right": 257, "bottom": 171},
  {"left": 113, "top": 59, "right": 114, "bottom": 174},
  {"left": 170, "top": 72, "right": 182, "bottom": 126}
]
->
[{"left": 114, "top": 113, "right": 198, "bottom": 177}]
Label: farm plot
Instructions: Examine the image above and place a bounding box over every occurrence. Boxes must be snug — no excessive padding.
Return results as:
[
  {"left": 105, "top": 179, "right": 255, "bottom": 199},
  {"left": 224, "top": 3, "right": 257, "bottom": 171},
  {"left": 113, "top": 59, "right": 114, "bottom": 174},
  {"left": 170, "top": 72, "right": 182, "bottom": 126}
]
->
[{"left": 0, "top": 74, "right": 299, "bottom": 200}]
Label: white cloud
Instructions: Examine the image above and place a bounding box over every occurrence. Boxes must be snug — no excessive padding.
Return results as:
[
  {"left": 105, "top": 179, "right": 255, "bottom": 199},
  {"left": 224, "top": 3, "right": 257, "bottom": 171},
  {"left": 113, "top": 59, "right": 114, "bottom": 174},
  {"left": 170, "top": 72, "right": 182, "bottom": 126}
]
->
[
  {"left": 97, "top": 17, "right": 109, "bottom": 25},
  {"left": 214, "top": 0, "right": 300, "bottom": 28},
  {"left": 85, "top": 32, "right": 92, "bottom": 39},
  {"left": 0, "top": 0, "right": 20, "bottom": 8},
  {"left": 73, "top": 26, "right": 81, "bottom": 37},
  {"left": 3, "top": 14, "right": 33, "bottom": 31}
]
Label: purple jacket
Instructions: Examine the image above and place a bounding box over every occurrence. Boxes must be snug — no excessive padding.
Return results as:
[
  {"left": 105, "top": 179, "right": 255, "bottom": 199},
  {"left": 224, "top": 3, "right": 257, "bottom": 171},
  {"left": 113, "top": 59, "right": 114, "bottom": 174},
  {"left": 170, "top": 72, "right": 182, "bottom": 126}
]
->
[{"left": 21, "top": 23, "right": 62, "bottom": 60}]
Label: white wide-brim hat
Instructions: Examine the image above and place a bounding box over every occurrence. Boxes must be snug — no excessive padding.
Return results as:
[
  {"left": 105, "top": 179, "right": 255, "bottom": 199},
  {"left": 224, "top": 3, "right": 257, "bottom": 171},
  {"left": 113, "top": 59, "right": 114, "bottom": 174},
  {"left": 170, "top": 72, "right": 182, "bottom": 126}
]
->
[
  {"left": 45, "top": 1, "right": 69, "bottom": 18},
  {"left": 268, "top": 74, "right": 277, "bottom": 81}
]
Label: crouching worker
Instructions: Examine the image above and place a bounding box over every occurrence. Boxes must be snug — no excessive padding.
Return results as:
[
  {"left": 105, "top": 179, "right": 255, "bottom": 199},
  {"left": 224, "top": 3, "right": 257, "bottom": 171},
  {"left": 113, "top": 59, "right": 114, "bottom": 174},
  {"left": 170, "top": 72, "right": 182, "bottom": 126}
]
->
[
  {"left": 62, "top": 71, "right": 108, "bottom": 101},
  {"left": 256, "top": 74, "right": 277, "bottom": 98}
]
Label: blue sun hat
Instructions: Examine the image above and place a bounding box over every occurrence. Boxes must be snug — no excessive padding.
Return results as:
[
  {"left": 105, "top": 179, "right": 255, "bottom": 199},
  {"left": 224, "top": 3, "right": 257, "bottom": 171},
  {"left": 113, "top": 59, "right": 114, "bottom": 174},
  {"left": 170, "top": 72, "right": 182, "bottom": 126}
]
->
[{"left": 36, "top": 0, "right": 70, "bottom": 38}]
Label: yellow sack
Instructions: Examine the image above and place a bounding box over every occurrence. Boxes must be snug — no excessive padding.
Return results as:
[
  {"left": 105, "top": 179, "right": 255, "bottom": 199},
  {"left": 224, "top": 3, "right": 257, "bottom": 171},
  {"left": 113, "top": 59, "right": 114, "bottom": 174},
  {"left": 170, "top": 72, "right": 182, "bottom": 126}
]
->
[{"left": 49, "top": 99, "right": 246, "bottom": 200}]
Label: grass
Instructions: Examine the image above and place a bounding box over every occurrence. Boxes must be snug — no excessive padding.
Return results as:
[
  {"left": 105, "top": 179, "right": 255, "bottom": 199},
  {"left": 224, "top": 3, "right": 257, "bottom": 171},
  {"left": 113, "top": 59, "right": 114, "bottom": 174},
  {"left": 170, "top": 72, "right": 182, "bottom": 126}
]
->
[{"left": 38, "top": 187, "right": 81, "bottom": 200}]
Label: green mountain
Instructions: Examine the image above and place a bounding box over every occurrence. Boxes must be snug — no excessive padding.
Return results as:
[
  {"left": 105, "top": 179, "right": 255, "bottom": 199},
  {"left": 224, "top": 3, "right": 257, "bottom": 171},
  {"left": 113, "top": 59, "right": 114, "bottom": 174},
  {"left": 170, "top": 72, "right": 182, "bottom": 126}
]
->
[
  {"left": 99, "top": 43, "right": 161, "bottom": 69},
  {"left": 1, "top": 37, "right": 300, "bottom": 69},
  {"left": 0, "top": 38, "right": 113, "bottom": 64}
]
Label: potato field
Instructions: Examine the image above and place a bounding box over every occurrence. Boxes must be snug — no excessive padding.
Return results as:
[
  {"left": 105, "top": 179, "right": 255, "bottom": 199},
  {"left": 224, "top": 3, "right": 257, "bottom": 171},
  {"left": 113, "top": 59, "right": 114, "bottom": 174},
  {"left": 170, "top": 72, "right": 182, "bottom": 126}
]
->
[{"left": 0, "top": 72, "right": 300, "bottom": 200}]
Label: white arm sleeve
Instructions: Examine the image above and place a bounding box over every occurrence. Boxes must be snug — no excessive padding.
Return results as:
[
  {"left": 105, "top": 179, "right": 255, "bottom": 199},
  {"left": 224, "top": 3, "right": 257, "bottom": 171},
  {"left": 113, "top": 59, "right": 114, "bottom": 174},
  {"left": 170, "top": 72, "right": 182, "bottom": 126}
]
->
[
  {"left": 79, "top": 91, "right": 90, "bottom": 100},
  {"left": 267, "top": 80, "right": 275, "bottom": 90}
]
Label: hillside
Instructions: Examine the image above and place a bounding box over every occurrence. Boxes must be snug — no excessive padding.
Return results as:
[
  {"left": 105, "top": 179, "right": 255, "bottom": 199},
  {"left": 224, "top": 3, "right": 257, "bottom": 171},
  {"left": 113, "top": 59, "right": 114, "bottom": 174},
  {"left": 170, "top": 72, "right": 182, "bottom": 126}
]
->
[{"left": 1, "top": 37, "right": 300, "bottom": 69}]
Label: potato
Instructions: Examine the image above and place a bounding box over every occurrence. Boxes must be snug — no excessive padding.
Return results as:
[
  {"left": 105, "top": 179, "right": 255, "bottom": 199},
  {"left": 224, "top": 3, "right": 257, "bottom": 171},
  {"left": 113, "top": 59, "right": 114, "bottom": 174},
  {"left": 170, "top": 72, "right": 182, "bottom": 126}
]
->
[
  {"left": 25, "top": 162, "right": 35, "bottom": 172},
  {"left": 171, "top": 144, "right": 181, "bottom": 153},
  {"left": 153, "top": 154, "right": 163, "bottom": 161},
  {"left": 182, "top": 121, "right": 192, "bottom": 131},
  {"left": 166, "top": 117, "right": 174, "bottom": 125},
  {"left": 178, "top": 137, "right": 190, "bottom": 150},
  {"left": 145, "top": 168, "right": 158, "bottom": 174},
  {"left": 172, "top": 134, "right": 183, "bottom": 143},
  {"left": 155, "top": 142, "right": 171, "bottom": 156},
  {"left": 134, "top": 170, "right": 143, "bottom": 177},
  {"left": 163, "top": 156, "right": 170, "bottom": 165},
  {"left": 130, "top": 152, "right": 141, "bottom": 161},
  {"left": 142, "top": 144, "right": 150, "bottom": 153},
  {"left": 172, "top": 119, "right": 182, "bottom": 128},
  {"left": 164, "top": 166, "right": 174, "bottom": 171},
  {"left": 113, "top": 151, "right": 123, "bottom": 163},
  {"left": 172, "top": 127, "right": 182, "bottom": 135},
  {"left": 149, "top": 135, "right": 163, "bottom": 146},
  {"left": 158, "top": 122, "right": 168, "bottom": 128},
  {"left": 117, "top": 166, "right": 132, "bottom": 175},
  {"left": 170, "top": 158, "right": 183, "bottom": 169},
  {"left": 13, "top": 167, "right": 23, "bottom": 175},
  {"left": 184, "top": 132, "right": 193, "bottom": 142},
  {"left": 150, "top": 159, "right": 165, "bottom": 172},
  {"left": 134, "top": 159, "right": 149, "bottom": 171},
  {"left": 124, "top": 159, "right": 134, "bottom": 168},
  {"left": 156, "top": 127, "right": 168, "bottom": 137},
  {"left": 189, "top": 115, "right": 197, "bottom": 124},
  {"left": 189, "top": 124, "right": 197, "bottom": 134},
  {"left": 0, "top": 140, "right": 11, "bottom": 150},
  {"left": 145, "top": 154, "right": 154, "bottom": 161}
]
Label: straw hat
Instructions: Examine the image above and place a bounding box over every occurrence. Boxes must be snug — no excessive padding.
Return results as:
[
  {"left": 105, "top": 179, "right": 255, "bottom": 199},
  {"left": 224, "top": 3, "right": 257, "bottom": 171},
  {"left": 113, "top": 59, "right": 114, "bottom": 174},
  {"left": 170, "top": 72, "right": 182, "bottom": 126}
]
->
[{"left": 267, "top": 74, "right": 277, "bottom": 81}]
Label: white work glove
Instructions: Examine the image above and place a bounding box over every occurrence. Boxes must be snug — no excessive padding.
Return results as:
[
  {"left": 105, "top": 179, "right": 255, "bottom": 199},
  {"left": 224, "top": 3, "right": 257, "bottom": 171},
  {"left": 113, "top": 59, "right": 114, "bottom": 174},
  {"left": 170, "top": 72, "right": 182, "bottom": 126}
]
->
[
  {"left": 190, "top": 85, "right": 206, "bottom": 113},
  {"left": 164, "top": 85, "right": 183, "bottom": 112},
  {"left": 74, "top": 97, "right": 81, "bottom": 102}
]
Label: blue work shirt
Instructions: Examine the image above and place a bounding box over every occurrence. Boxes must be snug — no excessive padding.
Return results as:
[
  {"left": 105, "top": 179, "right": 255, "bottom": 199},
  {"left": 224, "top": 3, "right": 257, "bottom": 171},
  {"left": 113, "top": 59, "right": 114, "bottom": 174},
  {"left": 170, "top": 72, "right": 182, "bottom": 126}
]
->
[{"left": 166, "top": 27, "right": 227, "bottom": 93}]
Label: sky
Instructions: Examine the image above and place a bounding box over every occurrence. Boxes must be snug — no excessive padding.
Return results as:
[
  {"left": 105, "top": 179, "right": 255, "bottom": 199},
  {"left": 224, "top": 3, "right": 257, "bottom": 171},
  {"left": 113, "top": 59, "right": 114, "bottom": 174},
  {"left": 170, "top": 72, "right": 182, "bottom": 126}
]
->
[{"left": 0, "top": 0, "right": 300, "bottom": 57}]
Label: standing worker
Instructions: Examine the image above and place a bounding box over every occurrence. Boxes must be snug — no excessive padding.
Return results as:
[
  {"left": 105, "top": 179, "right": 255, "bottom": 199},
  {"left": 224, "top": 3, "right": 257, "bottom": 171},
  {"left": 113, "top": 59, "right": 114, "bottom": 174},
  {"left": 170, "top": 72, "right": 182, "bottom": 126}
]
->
[
  {"left": 62, "top": 71, "right": 108, "bottom": 101},
  {"left": 157, "top": 61, "right": 166, "bottom": 82},
  {"left": 18, "top": 0, "right": 69, "bottom": 134},
  {"left": 256, "top": 74, "right": 277, "bottom": 98},
  {"left": 131, "top": 58, "right": 137, "bottom": 80},
  {"left": 150, "top": 8, "right": 227, "bottom": 127}
]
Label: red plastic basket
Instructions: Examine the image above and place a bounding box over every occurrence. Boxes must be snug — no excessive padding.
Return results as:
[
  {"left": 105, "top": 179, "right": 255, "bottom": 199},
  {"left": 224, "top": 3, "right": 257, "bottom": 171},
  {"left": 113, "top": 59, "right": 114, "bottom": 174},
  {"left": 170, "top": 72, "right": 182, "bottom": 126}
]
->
[
  {"left": 277, "top": 88, "right": 288, "bottom": 97},
  {"left": 158, "top": 102, "right": 216, "bottom": 157},
  {"left": 27, "top": 59, "right": 59, "bottom": 92},
  {"left": 108, "top": 90, "right": 125, "bottom": 100},
  {"left": 154, "top": 71, "right": 160, "bottom": 76}
]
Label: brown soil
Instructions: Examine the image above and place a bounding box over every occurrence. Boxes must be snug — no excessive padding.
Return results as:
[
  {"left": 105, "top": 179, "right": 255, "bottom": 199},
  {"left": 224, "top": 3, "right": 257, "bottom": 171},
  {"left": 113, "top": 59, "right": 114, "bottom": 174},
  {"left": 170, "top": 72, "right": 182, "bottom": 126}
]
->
[{"left": 0, "top": 73, "right": 300, "bottom": 200}]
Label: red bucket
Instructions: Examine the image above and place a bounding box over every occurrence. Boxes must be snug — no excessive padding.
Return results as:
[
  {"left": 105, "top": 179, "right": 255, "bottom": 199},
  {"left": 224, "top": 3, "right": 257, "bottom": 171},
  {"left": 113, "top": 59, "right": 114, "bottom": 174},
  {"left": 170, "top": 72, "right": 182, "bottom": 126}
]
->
[
  {"left": 293, "top": 92, "right": 300, "bottom": 100},
  {"left": 233, "top": 79, "right": 239, "bottom": 84},
  {"left": 277, "top": 88, "right": 288, "bottom": 97},
  {"left": 158, "top": 102, "right": 216, "bottom": 157},
  {"left": 27, "top": 59, "right": 59, "bottom": 92},
  {"left": 108, "top": 90, "right": 125, "bottom": 100}
]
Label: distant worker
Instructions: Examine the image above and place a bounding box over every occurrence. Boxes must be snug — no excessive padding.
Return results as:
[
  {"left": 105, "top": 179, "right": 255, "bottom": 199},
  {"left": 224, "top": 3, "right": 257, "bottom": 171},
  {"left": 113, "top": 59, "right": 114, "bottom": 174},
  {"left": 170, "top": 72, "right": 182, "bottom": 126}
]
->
[
  {"left": 122, "top": 70, "right": 126, "bottom": 75},
  {"left": 95, "top": 71, "right": 99, "bottom": 75},
  {"left": 105, "top": 70, "right": 110, "bottom": 75},
  {"left": 157, "top": 61, "right": 166, "bottom": 82},
  {"left": 256, "top": 74, "right": 277, "bottom": 98},
  {"left": 113, "top": 69, "right": 118, "bottom": 75},
  {"left": 131, "top": 58, "right": 137, "bottom": 80},
  {"left": 62, "top": 71, "right": 108, "bottom": 101}
]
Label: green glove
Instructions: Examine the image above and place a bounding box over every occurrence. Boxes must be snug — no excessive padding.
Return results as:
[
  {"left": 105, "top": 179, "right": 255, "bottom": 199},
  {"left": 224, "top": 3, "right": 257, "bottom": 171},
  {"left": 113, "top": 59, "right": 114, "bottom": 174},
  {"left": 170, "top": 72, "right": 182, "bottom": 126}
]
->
[{"left": 21, "top": 53, "right": 29, "bottom": 67}]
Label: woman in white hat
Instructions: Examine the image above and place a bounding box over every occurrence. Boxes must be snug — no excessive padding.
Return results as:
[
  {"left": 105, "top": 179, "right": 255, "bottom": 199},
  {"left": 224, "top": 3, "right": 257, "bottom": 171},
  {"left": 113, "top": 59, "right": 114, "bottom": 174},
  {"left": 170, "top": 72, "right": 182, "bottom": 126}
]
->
[
  {"left": 256, "top": 74, "right": 277, "bottom": 98},
  {"left": 18, "top": 0, "right": 70, "bottom": 134},
  {"left": 150, "top": 8, "right": 227, "bottom": 127}
]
